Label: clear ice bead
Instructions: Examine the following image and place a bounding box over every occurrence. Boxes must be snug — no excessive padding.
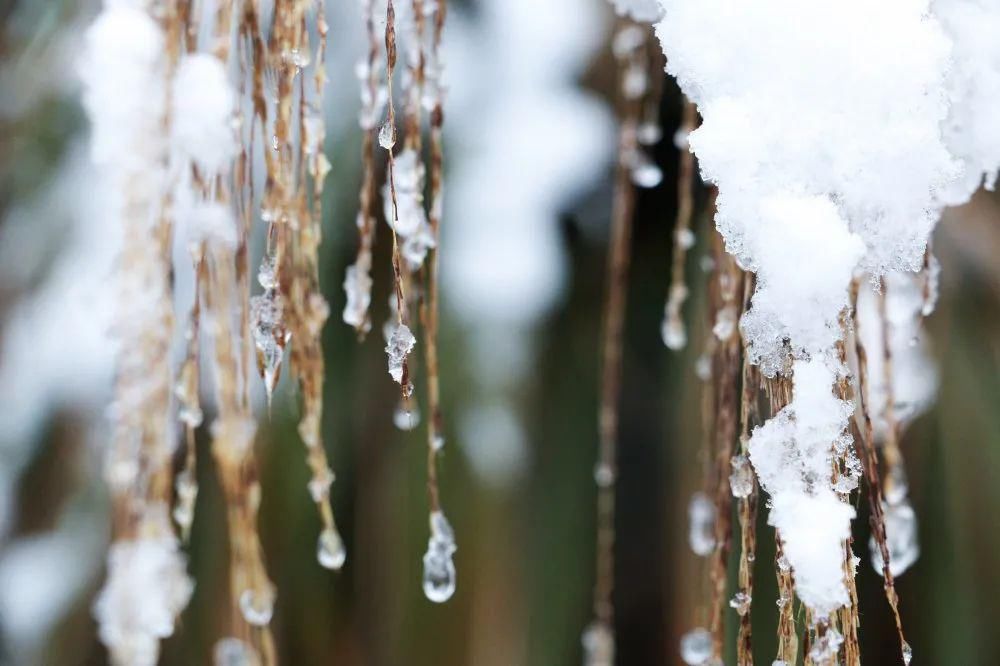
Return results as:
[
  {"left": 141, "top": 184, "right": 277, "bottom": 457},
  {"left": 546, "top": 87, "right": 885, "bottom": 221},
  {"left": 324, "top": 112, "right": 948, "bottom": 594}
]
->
[
  {"left": 393, "top": 402, "right": 421, "bottom": 431},
  {"left": 680, "top": 627, "right": 712, "bottom": 665},
  {"left": 688, "top": 492, "right": 716, "bottom": 557},
  {"left": 729, "top": 454, "right": 754, "bottom": 498},
  {"left": 422, "top": 511, "right": 457, "bottom": 603},
  {"left": 317, "top": 527, "right": 347, "bottom": 570},
  {"left": 238, "top": 586, "right": 275, "bottom": 626},
  {"left": 870, "top": 500, "right": 919, "bottom": 577},
  {"left": 378, "top": 122, "right": 396, "bottom": 150},
  {"left": 213, "top": 638, "right": 260, "bottom": 666},
  {"left": 582, "top": 620, "right": 615, "bottom": 666}
]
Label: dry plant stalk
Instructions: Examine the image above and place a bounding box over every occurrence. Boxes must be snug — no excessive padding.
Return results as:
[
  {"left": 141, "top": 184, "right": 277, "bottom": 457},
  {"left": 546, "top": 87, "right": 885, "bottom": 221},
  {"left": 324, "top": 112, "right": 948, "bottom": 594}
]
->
[
  {"left": 706, "top": 232, "right": 743, "bottom": 660},
  {"left": 661, "top": 98, "right": 699, "bottom": 351},
  {"left": 850, "top": 280, "right": 911, "bottom": 664},
  {"left": 586, "top": 20, "right": 646, "bottom": 662},
  {"left": 734, "top": 274, "right": 759, "bottom": 666}
]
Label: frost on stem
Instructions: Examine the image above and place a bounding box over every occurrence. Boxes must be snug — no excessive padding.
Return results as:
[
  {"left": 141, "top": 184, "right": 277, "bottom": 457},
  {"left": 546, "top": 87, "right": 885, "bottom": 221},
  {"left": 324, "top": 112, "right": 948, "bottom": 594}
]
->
[{"left": 93, "top": 507, "right": 194, "bottom": 666}]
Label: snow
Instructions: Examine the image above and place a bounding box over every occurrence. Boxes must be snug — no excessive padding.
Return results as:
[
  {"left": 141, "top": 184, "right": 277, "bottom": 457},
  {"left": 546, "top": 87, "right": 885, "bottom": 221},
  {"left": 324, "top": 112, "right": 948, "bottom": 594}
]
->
[
  {"left": 656, "top": 0, "right": 957, "bottom": 617},
  {"left": 171, "top": 54, "right": 238, "bottom": 176}
]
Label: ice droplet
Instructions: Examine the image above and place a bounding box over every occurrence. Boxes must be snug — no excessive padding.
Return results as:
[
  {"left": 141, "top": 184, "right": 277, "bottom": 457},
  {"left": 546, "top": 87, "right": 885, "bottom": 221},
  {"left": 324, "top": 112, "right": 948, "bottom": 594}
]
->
[
  {"left": 673, "top": 128, "right": 690, "bottom": 150},
  {"left": 675, "top": 227, "right": 696, "bottom": 250},
  {"left": 661, "top": 315, "right": 687, "bottom": 350},
  {"left": 729, "top": 590, "right": 752, "bottom": 616},
  {"left": 385, "top": 324, "right": 416, "bottom": 384},
  {"left": 808, "top": 627, "right": 844, "bottom": 662},
  {"left": 631, "top": 155, "right": 663, "bottom": 188},
  {"left": 712, "top": 305, "right": 737, "bottom": 341},
  {"left": 902, "top": 641, "right": 913, "bottom": 665},
  {"left": 307, "top": 466, "right": 334, "bottom": 503},
  {"left": 238, "top": 587, "right": 275, "bottom": 626},
  {"left": 213, "top": 638, "right": 260, "bottom": 666},
  {"left": 729, "top": 454, "right": 754, "bottom": 498},
  {"left": 688, "top": 492, "right": 716, "bottom": 557},
  {"left": 378, "top": 122, "right": 396, "bottom": 149},
  {"left": 637, "top": 121, "right": 663, "bottom": 147},
  {"left": 680, "top": 627, "right": 712, "bottom": 665},
  {"left": 422, "top": 511, "right": 457, "bottom": 603},
  {"left": 393, "top": 402, "right": 421, "bottom": 431},
  {"left": 582, "top": 620, "right": 614, "bottom": 666},
  {"left": 593, "top": 462, "right": 615, "bottom": 487},
  {"left": 870, "top": 500, "right": 919, "bottom": 577},
  {"left": 317, "top": 527, "right": 347, "bottom": 570}
]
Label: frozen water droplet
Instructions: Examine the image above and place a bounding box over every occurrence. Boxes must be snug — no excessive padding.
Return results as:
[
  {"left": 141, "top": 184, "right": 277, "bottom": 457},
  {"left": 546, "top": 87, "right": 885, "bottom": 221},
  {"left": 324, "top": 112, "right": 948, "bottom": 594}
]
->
[
  {"left": 808, "top": 628, "right": 844, "bottom": 662},
  {"left": 622, "top": 64, "right": 648, "bottom": 100},
  {"left": 213, "top": 638, "right": 260, "bottom": 666},
  {"left": 317, "top": 527, "right": 346, "bottom": 570},
  {"left": 729, "top": 591, "right": 752, "bottom": 616},
  {"left": 674, "top": 128, "right": 690, "bottom": 150},
  {"left": 902, "top": 641, "right": 913, "bottom": 665},
  {"left": 385, "top": 324, "right": 416, "bottom": 384},
  {"left": 422, "top": 511, "right": 457, "bottom": 603},
  {"left": 729, "top": 454, "right": 754, "bottom": 498},
  {"left": 695, "top": 354, "right": 712, "bottom": 381},
  {"left": 593, "top": 462, "right": 615, "bottom": 488},
  {"left": 713, "top": 305, "right": 737, "bottom": 341},
  {"left": 393, "top": 402, "right": 421, "bottom": 430},
  {"left": 688, "top": 492, "right": 716, "bottom": 557},
  {"left": 250, "top": 292, "right": 286, "bottom": 402},
  {"left": 631, "top": 155, "right": 663, "bottom": 188},
  {"left": 432, "top": 433, "right": 446, "bottom": 451},
  {"left": 378, "top": 122, "right": 396, "bottom": 150},
  {"left": 612, "top": 25, "right": 645, "bottom": 59},
  {"left": 870, "top": 500, "right": 919, "bottom": 577},
  {"left": 308, "top": 467, "right": 334, "bottom": 503},
  {"left": 680, "top": 627, "right": 712, "bottom": 665},
  {"left": 582, "top": 620, "right": 615, "bottom": 666},
  {"left": 772, "top": 661, "right": 790, "bottom": 666},
  {"left": 675, "top": 228, "right": 696, "bottom": 250},
  {"left": 662, "top": 315, "right": 687, "bottom": 350},
  {"left": 238, "top": 587, "right": 274, "bottom": 626},
  {"left": 257, "top": 257, "right": 278, "bottom": 290},
  {"left": 776, "top": 593, "right": 789, "bottom": 609},
  {"left": 777, "top": 553, "right": 791, "bottom": 572},
  {"left": 637, "top": 121, "right": 663, "bottom": 146}
]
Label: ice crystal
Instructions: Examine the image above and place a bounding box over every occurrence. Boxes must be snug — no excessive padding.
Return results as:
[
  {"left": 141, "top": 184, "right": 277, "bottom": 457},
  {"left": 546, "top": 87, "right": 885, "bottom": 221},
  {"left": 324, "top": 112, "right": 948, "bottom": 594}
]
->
[
  {"left": 729, "top": 454, "right": 754, "bottom": 499},
  {"left": 870, "top": 500, "right": 920, "bottom": 577},
  {"left": 317, "top": 527, "right": 347, "bottom": 571},
  {"left": 385, "top": 323, "right": 416, "bottom": 384},
  {"left": 687, "top": 491, "right": 716, "bottom": 557},
  {"left": 422, "top": 511, "right": 457, "bottom": 603},
  {"left": 679, "top": 627, "right": 712, "bottom": 665}
]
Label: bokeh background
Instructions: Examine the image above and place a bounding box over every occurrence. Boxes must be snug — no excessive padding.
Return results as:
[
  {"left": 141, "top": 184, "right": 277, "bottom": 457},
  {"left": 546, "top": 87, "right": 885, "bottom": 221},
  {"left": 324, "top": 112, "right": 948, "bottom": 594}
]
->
[{"left": 1, "top": 0, "right": 999, "bottom": 664}]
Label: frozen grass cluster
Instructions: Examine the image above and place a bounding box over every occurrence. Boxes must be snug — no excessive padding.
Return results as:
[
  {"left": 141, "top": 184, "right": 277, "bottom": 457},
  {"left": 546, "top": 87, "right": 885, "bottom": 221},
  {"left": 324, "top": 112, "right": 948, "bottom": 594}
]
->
[{"left": 650, "top": 0, "right": 1000, "bottom": 650}]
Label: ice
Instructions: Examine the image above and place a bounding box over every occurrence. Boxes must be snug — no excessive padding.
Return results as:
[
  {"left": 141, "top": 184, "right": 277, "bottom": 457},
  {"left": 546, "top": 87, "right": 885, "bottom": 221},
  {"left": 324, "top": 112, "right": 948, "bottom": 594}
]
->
[
  {"left": 385, "top": 324, "right": 416, "bottom": 384},
  {"left": 687, "top": 492, "right": 716, "bottom": 557},
  {"left": 422, "top": 511, "right": 457, "bottom": 603}
]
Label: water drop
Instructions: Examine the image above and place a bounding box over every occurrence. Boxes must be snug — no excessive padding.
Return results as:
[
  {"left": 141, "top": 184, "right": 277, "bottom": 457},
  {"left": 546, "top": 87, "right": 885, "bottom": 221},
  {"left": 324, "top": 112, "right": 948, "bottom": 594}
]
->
[
  {"left": 213, "top": 638, "right": 260, "bottom": 666},
  {"left": 680, "top": 627, "right": 712, "bottom": 665},
  {"left": 729, "top": 591, "right": 752, "bottom": 616},
  {"left": 238, "top": 587, "right": 275, "bottom": 626},
  {"left": 675, "top": 227, "right": 696, "bottom": 250},
  {"left": 870, "top": 500, "right": 919, "bottom": 577},
  {"left": 378, "top": 122, "right": 396, "bottom": 150},
  {"left": 688, "top": 492, "right": 716, "bottom": 557},
  {"left": 422, "top": 511, "right": 457, "bottom": 603},
  {"left": 902, "top": 641, "right": 913, "bottom": 665},
  {"left": 307, "top": 467, "right": 334, "bottom": 503},
  {"left": 662, "top": 315, "right": 687, "bottom": 351},
  {"left": 582, "top": 620, "right": 614, "bottom": 666},
  {"left": 712, "top": 305, "right": 737, "bottom": 341},
  {"left": 729, "top": 454, "right": 754, "bottom": 498},
  {"left": 674, "top": 128, "right": 690, "bottom": 150},
  {"left": 317, "top": 527, "right": 346, "bottom": 570},
  {"left": 637, "top": 121, "right": 663, "bottom": 146},
  {"left": 808, "top": 628, "right": 844, "bottom": 662},
  {"left": 393, "top": 401, "right": 421, "bottom": 431},
  {"left": 593, "top": 462, "right": 615, "bottom": 488},
  {"left": 631, "top": 155, "right": 663, "bottom": 188},
  {"left": 385, "top": 324, "right": 416, "bottom": 384}
]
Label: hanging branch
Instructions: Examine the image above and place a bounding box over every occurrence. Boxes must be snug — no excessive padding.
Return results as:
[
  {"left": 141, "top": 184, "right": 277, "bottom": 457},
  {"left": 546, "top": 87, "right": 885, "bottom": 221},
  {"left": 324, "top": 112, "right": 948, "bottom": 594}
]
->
[
  {"left": 344, "top": 0, "right": 381, "bottom": 335},
  {"left": 585, "top": 19, "right": 647, "bottom": 665},
  {"left": 661, "top": 98, "right": 699, "bottom": 351},
  {"left": 733, "top": 274, "right": 758, "bottom": 666},
  {"left": 850, "top": 280, "right": 911, "bottom": 665}
]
